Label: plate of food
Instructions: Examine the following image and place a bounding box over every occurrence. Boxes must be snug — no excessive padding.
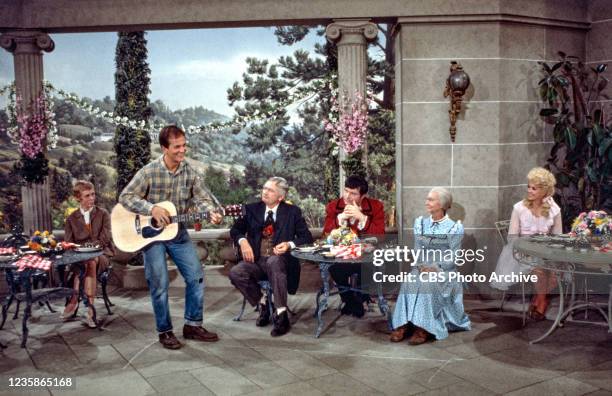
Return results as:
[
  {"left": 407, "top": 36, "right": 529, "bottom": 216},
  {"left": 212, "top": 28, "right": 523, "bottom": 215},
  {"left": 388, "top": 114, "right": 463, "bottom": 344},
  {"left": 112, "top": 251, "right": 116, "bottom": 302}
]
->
[
  {"left": 295, "top": 246, "right": 319, "bottom": 253},
  {"left": 75, "top": 245, "right": 102, "bottom": 253}
]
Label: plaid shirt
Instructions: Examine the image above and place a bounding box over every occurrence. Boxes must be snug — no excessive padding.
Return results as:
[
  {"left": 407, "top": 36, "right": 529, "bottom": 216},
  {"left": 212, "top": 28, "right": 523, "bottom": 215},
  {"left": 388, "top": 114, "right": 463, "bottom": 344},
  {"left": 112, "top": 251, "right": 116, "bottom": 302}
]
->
[{"left": 119, "top": 155, "right": 220, "bottom": 216}]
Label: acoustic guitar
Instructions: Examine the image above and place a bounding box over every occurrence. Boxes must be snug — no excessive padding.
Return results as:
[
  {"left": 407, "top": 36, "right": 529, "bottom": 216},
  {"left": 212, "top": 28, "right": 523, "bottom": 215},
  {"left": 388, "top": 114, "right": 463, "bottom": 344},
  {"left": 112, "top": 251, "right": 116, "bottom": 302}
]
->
[{"left": 111, "top": 201, "right": 243, "bottom": 252}]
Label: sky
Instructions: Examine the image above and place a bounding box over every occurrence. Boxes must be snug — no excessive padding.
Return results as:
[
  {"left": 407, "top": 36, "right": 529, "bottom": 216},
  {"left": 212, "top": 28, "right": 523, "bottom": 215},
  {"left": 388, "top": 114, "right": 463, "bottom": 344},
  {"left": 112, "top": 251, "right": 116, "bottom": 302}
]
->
[{"left": 0, "top": 27, "right": 324, "bottom": 117}]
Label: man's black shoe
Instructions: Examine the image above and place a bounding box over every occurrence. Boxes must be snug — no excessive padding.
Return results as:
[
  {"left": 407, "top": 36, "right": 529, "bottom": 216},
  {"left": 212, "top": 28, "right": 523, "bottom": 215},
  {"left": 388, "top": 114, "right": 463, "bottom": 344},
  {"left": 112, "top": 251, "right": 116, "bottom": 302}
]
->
[
  {"left": 270, "top": 310, "right": 290, "bottom": 337},
  {"left": 256, "top": 303, "right": 270, "bottom": 327},
  {"left": 159, "top": 331, "right": 183, "bottom": 350},
  {"left": 351, "top": 298, "right": 365, "bottom": 318}
]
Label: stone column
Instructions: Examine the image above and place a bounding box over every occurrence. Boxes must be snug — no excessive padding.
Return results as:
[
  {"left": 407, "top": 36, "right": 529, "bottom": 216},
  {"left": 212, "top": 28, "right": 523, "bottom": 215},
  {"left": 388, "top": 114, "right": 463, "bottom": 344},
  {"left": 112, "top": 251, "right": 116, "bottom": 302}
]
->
[
  {"left": 326, "top": 19, "right": 377, "bottom": 190},
  {"left": 1, "top": 31, "right": 55, "bottom": 234}
]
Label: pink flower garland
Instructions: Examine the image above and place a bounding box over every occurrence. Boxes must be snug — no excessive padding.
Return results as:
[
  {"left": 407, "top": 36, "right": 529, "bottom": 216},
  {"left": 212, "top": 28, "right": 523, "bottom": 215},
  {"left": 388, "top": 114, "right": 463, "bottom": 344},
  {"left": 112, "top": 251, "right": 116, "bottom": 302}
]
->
[
  {"left": 324, "top": 91, "right": 369, "bottom": 154},
  {"left": 15, "top": 94, "right": 49, "bottom": 159}
]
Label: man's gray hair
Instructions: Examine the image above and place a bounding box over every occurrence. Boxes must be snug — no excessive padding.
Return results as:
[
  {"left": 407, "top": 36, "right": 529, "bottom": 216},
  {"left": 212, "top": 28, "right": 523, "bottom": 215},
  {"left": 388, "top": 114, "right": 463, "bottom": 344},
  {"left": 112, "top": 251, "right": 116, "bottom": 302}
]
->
[
  {"left": 430, "top": 187, "right": 453, "bottom": 211},
  {"left": 267, "top": 176, "right": 289, "bottom": 197}
]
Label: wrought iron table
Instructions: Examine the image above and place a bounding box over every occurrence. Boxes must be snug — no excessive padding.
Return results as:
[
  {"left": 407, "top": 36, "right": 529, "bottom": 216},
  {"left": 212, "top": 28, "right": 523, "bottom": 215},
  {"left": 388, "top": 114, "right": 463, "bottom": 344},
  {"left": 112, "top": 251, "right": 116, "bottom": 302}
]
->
[
  {"left": 291, "top": 240, "right": 395, "bottom": 338},
  {"left": 0, "top": 250, "right": 103, "bottom": 347},
  {"left": 513, "top": 237, "right": 612, "bottom": 344}
]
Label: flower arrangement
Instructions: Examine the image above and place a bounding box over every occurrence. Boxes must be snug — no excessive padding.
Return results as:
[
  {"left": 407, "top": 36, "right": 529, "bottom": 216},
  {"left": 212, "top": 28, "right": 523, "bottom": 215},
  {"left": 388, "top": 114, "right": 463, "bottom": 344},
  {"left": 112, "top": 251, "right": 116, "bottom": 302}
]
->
[
  {"left": 326, "top": 226, "right": 359, "bottom": 246},
  {"left": 570, "top": 210, "right": 612, "bottom": 237},
  {"left": 323, "top": 89, "right": 369, "bottom": 154},
  {"left": 27, "top": 230, "right": 57, "bottom": 253}
]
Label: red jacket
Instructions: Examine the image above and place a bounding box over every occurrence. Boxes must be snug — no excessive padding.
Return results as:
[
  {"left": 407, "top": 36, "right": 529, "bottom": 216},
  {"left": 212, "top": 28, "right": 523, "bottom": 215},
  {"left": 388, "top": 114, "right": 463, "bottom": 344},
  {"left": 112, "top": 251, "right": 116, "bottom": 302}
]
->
[{"left": 323, "top": 197, "right": 385, "bottom": 236}]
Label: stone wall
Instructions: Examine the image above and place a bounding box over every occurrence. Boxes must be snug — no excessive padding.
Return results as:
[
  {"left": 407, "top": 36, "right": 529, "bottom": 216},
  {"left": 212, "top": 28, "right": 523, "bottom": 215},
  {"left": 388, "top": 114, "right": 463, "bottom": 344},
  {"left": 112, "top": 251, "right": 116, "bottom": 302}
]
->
[{"left": 394, "top": 12, "right": 589, "bottom": 277}]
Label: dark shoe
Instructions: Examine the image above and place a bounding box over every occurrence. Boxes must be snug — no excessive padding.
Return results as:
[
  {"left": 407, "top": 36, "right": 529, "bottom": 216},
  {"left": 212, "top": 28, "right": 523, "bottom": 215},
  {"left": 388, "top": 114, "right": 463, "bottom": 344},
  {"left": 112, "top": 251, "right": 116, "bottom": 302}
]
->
[
  {"left": 351, "top": 298, "right": 365, "bottom": 318},
  {"left": 408, "top": 327, "right": 431, "bottom": 345},
  {"left": 271, "top": 311, "right": 290, "bottom": 337},
  {"left": 183, "top": 325, "right": 220, "bottom": 342},
  {"left": 528, "top": 305, "right": 546, "bottom": 321},
  {"left": 256, "top": 303, "right": 270, "bottom": 327},
  {"left": 159, "top": 331, "right": 183, "bottom": 350},
  {"left": 390, "top": 325, "right": 408, "bottom": 342}
]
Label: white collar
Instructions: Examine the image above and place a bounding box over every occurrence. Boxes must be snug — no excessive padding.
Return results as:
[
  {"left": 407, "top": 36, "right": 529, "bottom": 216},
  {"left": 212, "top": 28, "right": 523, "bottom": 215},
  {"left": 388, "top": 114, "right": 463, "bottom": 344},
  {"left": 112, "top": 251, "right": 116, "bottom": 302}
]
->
[
  {"left": 80, "top": 206, "right": 93, "bottom": 215},
  {"left": 265, "top": 204, "right": 280, "bottom": 216},
  {"left": 430, "top": 214, "right": 448, "bottom": 223}
]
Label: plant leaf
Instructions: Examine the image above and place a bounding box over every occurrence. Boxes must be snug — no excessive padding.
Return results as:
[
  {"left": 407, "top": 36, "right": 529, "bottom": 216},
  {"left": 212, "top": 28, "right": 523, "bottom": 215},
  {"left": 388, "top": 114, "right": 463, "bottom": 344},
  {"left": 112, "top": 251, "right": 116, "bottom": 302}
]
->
[
  {"left": 551, "top": 62, "right": 564, "bottom": 72},
  {"left": 566, "top": 126, "right": 577, "bottom": 150},
  {"left": 599, "top": 138, "right": 612, "bottom": 156},
  {"left": 596, "top": 64, "right": 607, "bottom": 73}
]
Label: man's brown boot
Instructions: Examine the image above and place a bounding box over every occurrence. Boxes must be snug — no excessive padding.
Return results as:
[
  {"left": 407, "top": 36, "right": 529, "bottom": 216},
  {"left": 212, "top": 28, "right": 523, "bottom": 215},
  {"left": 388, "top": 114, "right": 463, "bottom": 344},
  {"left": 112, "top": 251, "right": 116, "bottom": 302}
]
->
[
  {"left": 159, "top": 331, "right": 183, "bottom": 350},
  {"left": 389, "top": 325, "right": 408, "bottom": 342},
  {"left": 183, "top": 325, "right": 219, "bottom": 342}
]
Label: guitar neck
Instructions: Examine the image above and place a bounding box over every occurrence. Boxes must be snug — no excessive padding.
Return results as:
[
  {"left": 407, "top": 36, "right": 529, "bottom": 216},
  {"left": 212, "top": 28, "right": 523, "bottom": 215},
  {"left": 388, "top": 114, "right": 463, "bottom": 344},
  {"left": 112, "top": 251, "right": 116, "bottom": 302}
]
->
[{"left": 171, "top": 211, "right": 210, "bottom": 224}]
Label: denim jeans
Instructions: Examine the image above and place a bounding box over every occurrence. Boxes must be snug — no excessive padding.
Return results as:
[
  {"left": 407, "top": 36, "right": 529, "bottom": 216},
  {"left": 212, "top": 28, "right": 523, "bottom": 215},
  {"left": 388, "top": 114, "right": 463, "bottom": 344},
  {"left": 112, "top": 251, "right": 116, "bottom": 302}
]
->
[{"left": 142, "top": 228, "right": 204, "bottom": 333}]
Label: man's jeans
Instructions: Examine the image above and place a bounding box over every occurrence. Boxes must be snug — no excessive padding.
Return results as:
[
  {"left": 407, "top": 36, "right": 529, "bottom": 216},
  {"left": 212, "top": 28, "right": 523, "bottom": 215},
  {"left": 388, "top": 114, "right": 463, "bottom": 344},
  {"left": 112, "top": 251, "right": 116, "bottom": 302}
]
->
[{"left": 143, "top": 228, "right": 204, "bottom": 333}]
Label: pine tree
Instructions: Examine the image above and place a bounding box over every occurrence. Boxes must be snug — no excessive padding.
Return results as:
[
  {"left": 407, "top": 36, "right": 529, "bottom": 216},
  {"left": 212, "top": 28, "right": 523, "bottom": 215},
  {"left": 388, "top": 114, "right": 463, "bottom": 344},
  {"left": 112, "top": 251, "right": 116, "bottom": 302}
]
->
[{"left": 113, "top": 31, "right": 152, "bottom": 201}]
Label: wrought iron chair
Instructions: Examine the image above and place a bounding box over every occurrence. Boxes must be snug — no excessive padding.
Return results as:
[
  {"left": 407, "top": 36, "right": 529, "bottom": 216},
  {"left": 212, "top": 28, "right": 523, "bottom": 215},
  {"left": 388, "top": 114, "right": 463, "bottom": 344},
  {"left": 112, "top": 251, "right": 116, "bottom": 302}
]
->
[{"left": 495, "top": 220, "right": 528, "bottom": 324}]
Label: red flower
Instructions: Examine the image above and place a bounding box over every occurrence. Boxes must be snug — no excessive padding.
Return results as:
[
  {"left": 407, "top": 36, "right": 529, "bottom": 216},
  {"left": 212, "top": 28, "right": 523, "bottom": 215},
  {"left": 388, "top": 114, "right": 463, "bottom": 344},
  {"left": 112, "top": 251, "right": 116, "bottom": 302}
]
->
[{"left": 263, "top": 224, "right": 274, "bottom": 237}]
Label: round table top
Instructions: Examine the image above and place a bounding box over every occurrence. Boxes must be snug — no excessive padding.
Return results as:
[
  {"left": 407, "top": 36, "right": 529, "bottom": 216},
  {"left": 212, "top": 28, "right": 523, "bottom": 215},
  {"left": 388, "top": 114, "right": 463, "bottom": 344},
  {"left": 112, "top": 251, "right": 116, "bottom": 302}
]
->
[
  {"left": 514, "top": 237, "right": 612, "bottom": 274},
  {"left": 291, "top": 249, "right": 375, "bottom": 264}
]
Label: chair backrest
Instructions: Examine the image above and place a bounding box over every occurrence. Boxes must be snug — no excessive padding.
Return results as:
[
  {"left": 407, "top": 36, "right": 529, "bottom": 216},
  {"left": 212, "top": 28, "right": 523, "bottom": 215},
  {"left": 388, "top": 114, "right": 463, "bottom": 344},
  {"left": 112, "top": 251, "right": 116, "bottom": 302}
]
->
[{"left": 494, "top": 220, "right": 511, "bottom": 244}]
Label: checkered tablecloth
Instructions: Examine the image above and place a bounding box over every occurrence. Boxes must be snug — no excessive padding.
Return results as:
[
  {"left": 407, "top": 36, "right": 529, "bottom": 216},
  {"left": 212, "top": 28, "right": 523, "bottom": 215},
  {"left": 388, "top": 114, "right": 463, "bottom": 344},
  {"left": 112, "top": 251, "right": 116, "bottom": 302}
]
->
[
  {"left": 13, "top": 254, "right": 52, "bottom": 272},
  {"left": 0, "top": 247, "right": 16, "bottom": 255}
]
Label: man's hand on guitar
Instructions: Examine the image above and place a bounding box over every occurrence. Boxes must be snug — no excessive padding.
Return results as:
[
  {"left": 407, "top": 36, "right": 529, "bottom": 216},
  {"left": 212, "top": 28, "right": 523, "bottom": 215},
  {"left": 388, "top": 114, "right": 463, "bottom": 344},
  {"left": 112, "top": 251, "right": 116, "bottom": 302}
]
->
[
  {"left": 152, "top": 205, "right": 171, "bottom": 227},
  {"left": 239, "top": 239, "right": 255, "bottom": 263},
  {"left": 210, "top": 211, "right": 223, "bottom": 225}
]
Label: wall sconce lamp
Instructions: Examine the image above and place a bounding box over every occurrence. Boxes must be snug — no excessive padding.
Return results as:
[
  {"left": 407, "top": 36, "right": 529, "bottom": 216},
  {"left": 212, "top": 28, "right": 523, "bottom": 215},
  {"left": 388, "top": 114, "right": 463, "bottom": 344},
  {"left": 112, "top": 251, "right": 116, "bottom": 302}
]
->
[{"left": 443, "top": 61, "right": 470, "bottom": 142}]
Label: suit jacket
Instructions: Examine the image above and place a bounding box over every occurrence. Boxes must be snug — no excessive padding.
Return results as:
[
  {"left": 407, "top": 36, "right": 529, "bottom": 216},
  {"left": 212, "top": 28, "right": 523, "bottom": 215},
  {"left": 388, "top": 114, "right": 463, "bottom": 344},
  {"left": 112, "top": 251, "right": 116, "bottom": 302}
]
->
[
  {"left": 323, "top": 197, "right": 385, "bottom": 236},
  {"left": 64, "top": 206, "right": 115, "bottom": 272},
  {"left": 230, "top": 201, "right": 313, "bottom": 294}
]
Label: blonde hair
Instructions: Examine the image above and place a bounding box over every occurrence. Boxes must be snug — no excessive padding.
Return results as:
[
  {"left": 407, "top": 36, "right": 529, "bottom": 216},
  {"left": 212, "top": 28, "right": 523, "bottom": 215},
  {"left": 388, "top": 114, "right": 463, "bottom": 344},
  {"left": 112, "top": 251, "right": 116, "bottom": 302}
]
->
[
  {"left": 522, "top": 167, "right": 556, "bottom": 217},
  {"left": 73, "top": 180, "right": 94, "bottom": 198}
]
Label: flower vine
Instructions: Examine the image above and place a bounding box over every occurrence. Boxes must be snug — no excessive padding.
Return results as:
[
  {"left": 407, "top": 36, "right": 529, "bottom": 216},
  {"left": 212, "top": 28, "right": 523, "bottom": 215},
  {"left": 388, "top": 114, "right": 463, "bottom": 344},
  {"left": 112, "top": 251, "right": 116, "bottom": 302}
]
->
[{"left": 323, "top": 89, "right": 369, "bottom": 154}]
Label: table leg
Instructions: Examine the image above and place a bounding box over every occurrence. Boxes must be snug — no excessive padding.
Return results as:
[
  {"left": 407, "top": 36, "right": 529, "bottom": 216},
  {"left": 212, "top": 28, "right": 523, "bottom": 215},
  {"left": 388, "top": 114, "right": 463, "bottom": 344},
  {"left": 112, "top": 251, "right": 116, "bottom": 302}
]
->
[
  {"left": 530, "top": 272, "right": 565, "bottom": 344},
  {"left": 376, "top": 282, "right": 392, "bottom": 330},
  {"left": 315, "top": 263, "right": 331, "bottom": 338},
  {"left": 20, "top": 269, "right": 33, "bottom": 348}
]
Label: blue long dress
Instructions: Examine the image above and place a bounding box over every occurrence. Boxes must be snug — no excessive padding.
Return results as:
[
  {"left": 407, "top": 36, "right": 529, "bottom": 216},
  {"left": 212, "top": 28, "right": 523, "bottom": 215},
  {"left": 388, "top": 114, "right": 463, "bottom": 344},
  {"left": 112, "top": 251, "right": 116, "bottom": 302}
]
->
[{"left": 391, "top": 215, "right": 471, "bottom": 340}]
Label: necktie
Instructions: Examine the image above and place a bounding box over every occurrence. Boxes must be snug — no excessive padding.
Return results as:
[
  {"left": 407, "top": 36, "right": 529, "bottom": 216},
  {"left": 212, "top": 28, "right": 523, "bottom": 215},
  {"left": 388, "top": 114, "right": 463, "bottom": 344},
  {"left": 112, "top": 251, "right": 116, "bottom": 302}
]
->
[{"left": 265, "top": 210, "right": 274, "bottom": 226}]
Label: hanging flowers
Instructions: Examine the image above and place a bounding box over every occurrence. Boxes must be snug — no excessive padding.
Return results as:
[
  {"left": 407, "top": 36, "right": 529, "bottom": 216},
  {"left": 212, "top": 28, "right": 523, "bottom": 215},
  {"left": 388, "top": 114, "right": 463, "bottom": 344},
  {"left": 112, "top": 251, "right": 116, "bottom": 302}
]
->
[{"left": 323, "top": 89, "right": 369, "bottom": 154}]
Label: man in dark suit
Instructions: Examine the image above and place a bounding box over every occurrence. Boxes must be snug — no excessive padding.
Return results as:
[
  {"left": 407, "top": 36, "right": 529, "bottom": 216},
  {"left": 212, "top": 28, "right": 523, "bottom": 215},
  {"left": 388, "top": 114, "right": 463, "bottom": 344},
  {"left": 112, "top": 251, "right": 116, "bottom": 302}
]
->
[{"left": 229, "top": 177, "right": 313, "bottom": 336}]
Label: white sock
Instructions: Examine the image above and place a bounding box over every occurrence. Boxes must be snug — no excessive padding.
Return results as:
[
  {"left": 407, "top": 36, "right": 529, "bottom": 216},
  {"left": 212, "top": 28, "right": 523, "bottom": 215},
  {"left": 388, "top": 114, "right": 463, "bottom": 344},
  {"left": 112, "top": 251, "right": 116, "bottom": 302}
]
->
[{"left": 276, "top": 307, "right": 286, "bottom": 315}]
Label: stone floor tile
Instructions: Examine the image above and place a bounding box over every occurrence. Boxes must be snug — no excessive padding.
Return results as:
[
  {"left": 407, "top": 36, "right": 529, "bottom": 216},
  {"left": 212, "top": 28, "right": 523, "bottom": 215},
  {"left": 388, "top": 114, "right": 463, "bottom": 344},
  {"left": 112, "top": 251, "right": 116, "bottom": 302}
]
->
[
  {"left": 306, "top": 372, "right": 383, "bottom": 396},
  {"left": 413, "top": 379, "right": 494, "bottom": 396},
  {"left": 233, "top": 360, "right": 300, "bottom": 389},
  {"left": 568, "top": 360, "right": 612, "bottom": 392},
  {"left": 50, "top": 367, "right": 155, "bottom": 396},
  {"left": 505, "top": 376, "right": 599, "bottom": 396},
  {"left": 189, "top": 365, "right": 261, "bottom": 396},
  {"left": 443, "top": 354, "right": 560, "bottom": 393},
  {"left": 240, "top": 381, "right": 325, "bottom": 396},
  {"left": 254, "top": 346, "right": 338, "bottom": 380},
  {"left": 146, "top": 371, "right": 203, "bottom": 393}
]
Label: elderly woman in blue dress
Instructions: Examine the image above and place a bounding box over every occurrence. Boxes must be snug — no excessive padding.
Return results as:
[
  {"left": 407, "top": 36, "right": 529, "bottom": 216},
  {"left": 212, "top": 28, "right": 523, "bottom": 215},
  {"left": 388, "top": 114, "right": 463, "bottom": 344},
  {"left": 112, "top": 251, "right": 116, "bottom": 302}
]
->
[{"left": 390, "top": 187, "right": 471, "bottom": 344}]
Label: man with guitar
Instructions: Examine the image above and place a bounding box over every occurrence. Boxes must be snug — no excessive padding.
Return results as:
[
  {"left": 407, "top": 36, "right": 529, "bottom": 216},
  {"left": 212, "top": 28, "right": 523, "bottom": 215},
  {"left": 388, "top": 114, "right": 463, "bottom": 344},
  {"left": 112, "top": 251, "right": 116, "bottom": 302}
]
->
[
  {"left": 229, "top": 177, "right": 313, "bottom": 336},
  {"left": 119, "top": 125, "right": 223, "bottom": 350}
]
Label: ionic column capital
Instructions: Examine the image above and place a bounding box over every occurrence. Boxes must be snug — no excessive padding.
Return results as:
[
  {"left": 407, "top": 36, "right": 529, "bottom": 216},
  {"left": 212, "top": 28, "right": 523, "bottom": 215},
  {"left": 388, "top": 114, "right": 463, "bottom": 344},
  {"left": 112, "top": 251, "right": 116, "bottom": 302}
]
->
[
  {"left": 0, "top": 31, "right": 55, "bottom": 54},
  {"left": 325, "top": 19, "right": 378, "bottom": 45}
]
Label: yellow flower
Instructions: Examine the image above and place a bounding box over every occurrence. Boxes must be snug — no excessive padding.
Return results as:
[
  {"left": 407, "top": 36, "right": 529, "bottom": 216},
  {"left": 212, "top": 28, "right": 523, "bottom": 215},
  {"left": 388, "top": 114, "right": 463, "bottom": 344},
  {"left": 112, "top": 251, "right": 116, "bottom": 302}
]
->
[
  {"left": 571, "top": 218, "right": 581, "bottom": 229},
  {"left": 65, "top": 207, "right": 78, "bottom": 219},
  {"left": 594, "top": 218, "right": 605, "bottom": 226},
  {"left": 34, "top": 230, "right": 41, "bottom": 236}
]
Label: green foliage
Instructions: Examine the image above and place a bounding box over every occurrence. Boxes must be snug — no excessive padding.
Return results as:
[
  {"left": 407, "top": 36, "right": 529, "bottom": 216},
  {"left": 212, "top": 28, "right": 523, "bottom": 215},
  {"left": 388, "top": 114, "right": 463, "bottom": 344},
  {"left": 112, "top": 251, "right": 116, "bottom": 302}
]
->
[
  {"left": 50, "top": 167, "right": 72, "bottom": 204},
  {"left": 51, "top": 196, "right": 79, "bottom": 229},
  {"left": 538, "top": 53, "right": 612, "bottom": 227},
  {"left": 0, "top": 168, "right": 22, "bottom": 232},
  {"left": 14, "top": 152, "right": 48, "bottom": 184},
  {"left": 227, "top": 25, "right": 397, "bottom": 207},
  {"left": 114, "top": 31, "right": 152, "bottom": 201}
]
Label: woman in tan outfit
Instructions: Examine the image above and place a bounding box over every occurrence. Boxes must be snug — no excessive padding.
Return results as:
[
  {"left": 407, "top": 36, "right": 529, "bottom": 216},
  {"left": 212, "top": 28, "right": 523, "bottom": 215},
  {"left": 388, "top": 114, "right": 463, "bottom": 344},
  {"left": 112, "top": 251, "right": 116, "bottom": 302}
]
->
[{"left": 63, "top": 180, "right": 114, "bottom": 327}]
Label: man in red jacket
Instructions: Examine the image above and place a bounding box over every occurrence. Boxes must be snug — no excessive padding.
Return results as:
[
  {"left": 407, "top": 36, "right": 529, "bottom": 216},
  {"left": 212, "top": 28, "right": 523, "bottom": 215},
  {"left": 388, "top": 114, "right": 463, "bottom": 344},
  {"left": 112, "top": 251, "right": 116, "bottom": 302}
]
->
[{"left": 323, "top": 175, "right": 385, "bottom": 317}]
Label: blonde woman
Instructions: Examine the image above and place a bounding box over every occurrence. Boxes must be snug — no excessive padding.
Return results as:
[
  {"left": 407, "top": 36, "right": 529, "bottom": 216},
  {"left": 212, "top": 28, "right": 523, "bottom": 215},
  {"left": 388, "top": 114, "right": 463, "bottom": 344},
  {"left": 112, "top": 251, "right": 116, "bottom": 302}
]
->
[{"left": 492, "top": 167, "right": 562, "bottom": 320}]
